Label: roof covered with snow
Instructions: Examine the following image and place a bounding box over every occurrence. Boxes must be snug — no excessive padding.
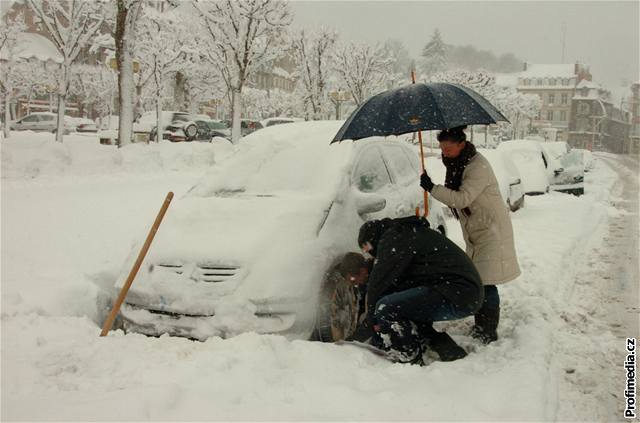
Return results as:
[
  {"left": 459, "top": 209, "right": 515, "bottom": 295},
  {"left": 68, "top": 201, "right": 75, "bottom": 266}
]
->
[{"left": 0, "top": 32, "right": 62, "bottom": 63}]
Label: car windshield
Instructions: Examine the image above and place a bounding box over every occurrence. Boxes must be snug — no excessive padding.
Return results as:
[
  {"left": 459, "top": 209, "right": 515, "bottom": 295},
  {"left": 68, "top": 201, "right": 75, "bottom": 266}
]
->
[
  {"left": 560, "top": 150, "right": 584, "bottom": 168},
  {"left": 172, "top": 114, "right": 191, "bottom": 123},
  {"left": 207, "top": 121, "right": 228, "bottom": 130}
]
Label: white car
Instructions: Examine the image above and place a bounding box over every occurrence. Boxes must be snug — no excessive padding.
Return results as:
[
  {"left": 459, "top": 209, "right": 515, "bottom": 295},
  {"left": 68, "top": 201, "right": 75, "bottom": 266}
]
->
[
  {"left": 540, "top": 142, "right": 584, "bottom": 195},
  {"left": 116, "top": 121, "right": 448, "bottom": 342},
  {"left": 423, "top": 148, "right": 524, "bottom": 212},
  {"left": 497, "top": 140, "right": 552, "bottom": 195},
  {"left": 10, "top": 112, "right": 74, "bottom": 133},
  {"left": 478, "top": 149, "right": 525, "bottom": 211}
]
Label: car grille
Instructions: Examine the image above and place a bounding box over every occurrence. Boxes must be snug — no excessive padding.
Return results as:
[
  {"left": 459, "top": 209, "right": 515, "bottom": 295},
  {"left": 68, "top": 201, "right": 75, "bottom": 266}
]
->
[{"left": 156, "top": 263, "right": 240, "bottom": 283}]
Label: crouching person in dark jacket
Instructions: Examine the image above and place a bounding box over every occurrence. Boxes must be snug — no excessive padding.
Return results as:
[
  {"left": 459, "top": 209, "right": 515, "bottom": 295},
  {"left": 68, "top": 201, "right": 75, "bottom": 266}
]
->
[{"left": 347, "top": 216, "right": 484, "bottom": 363}]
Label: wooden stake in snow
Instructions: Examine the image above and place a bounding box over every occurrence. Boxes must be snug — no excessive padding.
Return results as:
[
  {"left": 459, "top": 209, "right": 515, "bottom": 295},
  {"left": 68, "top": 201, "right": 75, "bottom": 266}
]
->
[
  {"left": 100, "top": 191, "right": 174, "bottom": 337},
  {"left": 411, "top": 70, "right": 430, "bottom": 218}
]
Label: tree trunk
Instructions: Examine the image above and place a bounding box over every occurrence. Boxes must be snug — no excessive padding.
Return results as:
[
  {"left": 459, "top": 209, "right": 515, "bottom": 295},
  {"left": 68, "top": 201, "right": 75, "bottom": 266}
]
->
[
  {"left": 231, "top": 89, "right": 242, "bottom": 144},
  {"left": 4, "top": 89, "right": 11, "bottom": 139},
  {"left": 55, "top": 93, "right": 66, "bottom": 143},
  {"left": 115, "top": 0, "right": 141, "bottom": 148},
  {"left": 155, "top": 87, "right": 162, "bottom": 144}
]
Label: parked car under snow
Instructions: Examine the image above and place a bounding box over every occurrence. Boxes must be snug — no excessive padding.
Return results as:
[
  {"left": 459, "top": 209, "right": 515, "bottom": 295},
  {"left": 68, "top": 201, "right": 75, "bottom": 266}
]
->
[
  {"left": 478, "top": 149, "right": 525, "bottom": 211},
  {"left": 540, "top": 142, "right": 584, "bottom": 196},
  {"left": 116, "top": 121, "right": 448, "bottom": 342},
  {"left": 497, "top": 140, "right": 552, "bottom": 195}
]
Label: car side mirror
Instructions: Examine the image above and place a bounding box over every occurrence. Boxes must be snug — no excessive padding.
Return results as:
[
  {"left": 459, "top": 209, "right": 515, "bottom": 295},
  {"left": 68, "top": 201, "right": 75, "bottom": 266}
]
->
[
  {"left": 355, "top": 192, "right": 386, "bottom": 215},
  {"left": 554, "top": 168, "right": 564, "bottom": 176}
]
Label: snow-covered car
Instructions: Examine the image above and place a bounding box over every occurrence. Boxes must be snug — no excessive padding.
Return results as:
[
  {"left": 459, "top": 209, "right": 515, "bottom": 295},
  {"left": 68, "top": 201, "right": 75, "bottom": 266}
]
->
[
  {"left": 224, "top": 119, "right": 264, "bottom": 137},
  {"left": 9, "top": 112, "right": 74, "bottom": 133},
  {"left": 423, "top": 149, "right": 524, "bottom": 212},
  {"left": 68, "top": 117, "right": 98, "bottom": 133},
  {"left": 199, "top": 119, "right": 231, "bottom": 141},
  {"left": 540, "top": 142, "right": 584, "bottom": 196},
  {"left": 478, "top": 149, "right": 525, "bottom": 211},
  {"left": 136, "top": 111, "right": 200, "bottom": 142},
  {"left": 261, "top": 117, "right": 302, "bottom": 127},
  {"left": 497, "top": 140, "right": 552, "bottom": 195},
  {"left": 116, "top": 121, "right": 448, "bottom": 342}
]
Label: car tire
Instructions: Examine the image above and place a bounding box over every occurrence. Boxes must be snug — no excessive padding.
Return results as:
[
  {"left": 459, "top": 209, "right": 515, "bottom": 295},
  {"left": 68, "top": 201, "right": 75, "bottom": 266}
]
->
[
  {"left": 314, "top": 270, "right": 360, "bottom": 342},
  {"left": 184, "top": 123, "right": 198, "bottom": 141}
]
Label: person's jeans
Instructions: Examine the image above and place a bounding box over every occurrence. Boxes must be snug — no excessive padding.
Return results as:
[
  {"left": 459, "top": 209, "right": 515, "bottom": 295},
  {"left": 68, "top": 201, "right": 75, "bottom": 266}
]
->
[{"left": 370, "top": 283, "right": 480, "bottom": 359}]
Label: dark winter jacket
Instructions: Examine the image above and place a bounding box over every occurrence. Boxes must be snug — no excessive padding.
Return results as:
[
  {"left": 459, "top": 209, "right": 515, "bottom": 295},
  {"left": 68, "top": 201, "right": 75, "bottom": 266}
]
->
[{"left": 361, "top": 216, "right": 483, "bottom": 320}]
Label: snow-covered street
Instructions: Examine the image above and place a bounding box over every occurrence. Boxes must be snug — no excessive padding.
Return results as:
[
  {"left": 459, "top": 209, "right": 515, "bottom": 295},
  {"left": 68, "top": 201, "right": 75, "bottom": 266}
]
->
[{"left": 2, "top": 134, "right": 636, "bottom": 421}]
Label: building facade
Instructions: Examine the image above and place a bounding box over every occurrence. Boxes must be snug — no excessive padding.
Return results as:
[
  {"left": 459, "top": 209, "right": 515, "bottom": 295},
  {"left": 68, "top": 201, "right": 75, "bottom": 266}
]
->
[
  {"left": 568, "top": 80, "right": 631, "bottom": 153},
  {"left": 516, "top": 63, "right": 592, "bottom": 142},
  {"left": 629, "top": 82, "right": 640, "bottom": 155}
]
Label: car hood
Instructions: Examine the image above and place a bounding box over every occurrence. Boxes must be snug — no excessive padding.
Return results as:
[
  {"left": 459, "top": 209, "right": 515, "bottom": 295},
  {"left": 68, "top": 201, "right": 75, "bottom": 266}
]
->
[{"left": 118, "top": 193, "right": 338, "bottom": 316}]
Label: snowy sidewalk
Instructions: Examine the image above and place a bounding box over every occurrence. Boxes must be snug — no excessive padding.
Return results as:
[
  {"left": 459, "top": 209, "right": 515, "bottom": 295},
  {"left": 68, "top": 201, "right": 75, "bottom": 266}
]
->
[{"left": 1, "top": 138, "right": 624, "bottom": 420}]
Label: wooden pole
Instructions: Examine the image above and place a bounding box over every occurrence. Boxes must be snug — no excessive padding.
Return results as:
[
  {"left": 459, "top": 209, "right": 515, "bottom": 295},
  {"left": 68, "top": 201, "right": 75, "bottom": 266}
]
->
[
  {"left": 411, "top": 70, "right": 429, "bottom": 218},
  {"left": 100, "top": 192, "right": 174, "bottom": 337}
]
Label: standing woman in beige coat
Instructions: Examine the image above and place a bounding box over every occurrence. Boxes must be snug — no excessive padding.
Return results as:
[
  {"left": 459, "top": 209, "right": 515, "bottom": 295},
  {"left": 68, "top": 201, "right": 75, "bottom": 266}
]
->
[{"left": 420, "top": 126, "right": 520, "bottom": 344}]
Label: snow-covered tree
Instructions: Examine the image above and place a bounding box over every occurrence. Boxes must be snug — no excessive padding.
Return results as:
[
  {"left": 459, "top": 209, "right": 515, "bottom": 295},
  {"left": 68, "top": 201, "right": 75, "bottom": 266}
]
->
[
  {"left": 193, "top": 0, "right": 291, "bottom": 143},
  {"left": 69, "top": 64, "right": 116, "bottom": 120},
  {"left": 290, "top": 27, "right": 337, "bottom": 120},
  {"left": 25, "top": 0, "right": 106, "bottom": 142},
  {"left": 136, "top": 7, "right": 190, "bottom": 143},
  {"left": 421, "top": 29, "right": 447, "bottom": 78},
  {"left": 115, "top": 0, "right": 143, "bottom": 147},
  {"left": 13, "top": 60, "right": 57, "bottom": 115},
  {"left": 382, "top": 38, "right": 414, "bottom": 88},
  {"left": 0, "top": 11, "right": 27, "bottom": 138},
  {"left": 333, "top": 41, "right": 391, "bottom": 106},
  {"left": 430, "top": 69, "right": 541, "bottom": 140}
]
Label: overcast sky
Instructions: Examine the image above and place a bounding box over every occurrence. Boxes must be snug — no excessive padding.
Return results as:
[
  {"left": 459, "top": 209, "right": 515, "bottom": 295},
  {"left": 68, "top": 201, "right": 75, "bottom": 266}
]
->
[{"left": 290, "top": 1, "right": 639, "bottom": 92}]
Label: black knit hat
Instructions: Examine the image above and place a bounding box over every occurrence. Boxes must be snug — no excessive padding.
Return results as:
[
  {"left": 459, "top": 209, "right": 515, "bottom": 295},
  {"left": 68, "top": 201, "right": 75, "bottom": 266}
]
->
[{"left": 358, "top": 219, "right": 391, "bottom": 257}]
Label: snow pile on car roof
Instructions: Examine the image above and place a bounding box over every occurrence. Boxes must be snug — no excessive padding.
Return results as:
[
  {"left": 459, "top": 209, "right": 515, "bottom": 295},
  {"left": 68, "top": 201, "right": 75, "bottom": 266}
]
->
[{"left": 188, "top": 120, "right": 352, "bottom": 197}]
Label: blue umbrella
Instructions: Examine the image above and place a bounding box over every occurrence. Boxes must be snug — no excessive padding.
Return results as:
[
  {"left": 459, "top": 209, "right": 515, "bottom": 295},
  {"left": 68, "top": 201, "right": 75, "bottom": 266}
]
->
[{"left": 331, "top": 82, "right": 508, "bottom": 143}]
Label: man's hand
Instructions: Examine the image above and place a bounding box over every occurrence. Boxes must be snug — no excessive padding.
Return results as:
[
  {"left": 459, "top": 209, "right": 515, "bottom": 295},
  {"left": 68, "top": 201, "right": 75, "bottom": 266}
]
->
[{"left": 420, "top": 172, "right": 434, "bottom": 192}]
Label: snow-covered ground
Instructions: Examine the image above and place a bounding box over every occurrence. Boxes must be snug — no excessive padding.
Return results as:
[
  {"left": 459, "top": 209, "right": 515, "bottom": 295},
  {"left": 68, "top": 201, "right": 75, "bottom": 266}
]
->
[{"left": 1, "top": 131, "right": 631, "bottom": 420}]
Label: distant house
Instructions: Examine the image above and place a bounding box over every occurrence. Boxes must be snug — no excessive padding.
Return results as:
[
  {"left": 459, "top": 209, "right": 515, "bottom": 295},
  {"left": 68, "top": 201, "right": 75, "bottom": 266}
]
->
[
  {"left": 516, "top": 62, "right": 591, "bottom": 142},
  {"left": 629, "top": 82, "right": 640, "bottom": 154},
  {"left": 568, "top": 80, "right": 631, "bottom": 153}
]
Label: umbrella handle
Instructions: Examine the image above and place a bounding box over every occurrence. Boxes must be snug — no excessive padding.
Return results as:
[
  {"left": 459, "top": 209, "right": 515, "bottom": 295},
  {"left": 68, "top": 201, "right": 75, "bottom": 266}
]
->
[{"left": 410, "top": 69, "right": 429, "bottom": 218}]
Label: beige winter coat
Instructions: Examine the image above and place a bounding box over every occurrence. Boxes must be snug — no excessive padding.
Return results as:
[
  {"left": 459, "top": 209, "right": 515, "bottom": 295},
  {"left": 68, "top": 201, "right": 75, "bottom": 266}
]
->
[{"left": 430, "top": 153, "right": 521, "bottom": 285}]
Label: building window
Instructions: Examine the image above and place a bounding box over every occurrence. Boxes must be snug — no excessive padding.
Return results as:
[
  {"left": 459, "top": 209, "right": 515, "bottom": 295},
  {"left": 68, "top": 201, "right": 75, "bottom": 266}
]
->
[
  {"left": 561, "top": 93, "right": 568, "bottom": 105},
  {"left": 549, "top": 94, "right": 555, "bottom": 105},
  {"left": 536, "top": 78, "right": 543, "bottom": 86},
  {"left": 523, "top": 79, "right": 530, "bottom": 86},
  {"left": 547, "top": 110, "right": 554, "bottom": 121},
  {"left": 578, "top": 103, "right": 590, "bottom": 115},
  {"left": 549, "top": 78, "right": 556, "bottom": 86},
  {"left": 562, "top": 78, "right": 570, "bottom": 86},
  {"left": 560, "top": 110, "right": 567, "bottom": 121}
]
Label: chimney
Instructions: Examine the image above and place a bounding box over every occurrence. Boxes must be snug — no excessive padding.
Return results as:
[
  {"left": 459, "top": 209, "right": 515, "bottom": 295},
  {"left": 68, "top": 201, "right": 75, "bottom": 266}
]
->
[{"left": 523, "top": 62, "right": 528, "bottom": 71}]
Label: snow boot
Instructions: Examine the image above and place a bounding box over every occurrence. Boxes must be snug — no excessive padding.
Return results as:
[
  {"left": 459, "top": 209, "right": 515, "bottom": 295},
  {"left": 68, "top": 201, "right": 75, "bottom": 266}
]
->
[
  {"left": 416, "top": 322, "right": 467, "bottom": 362},
  {"left": 471, "top": 306, "right": 500, "bottom": 345},
  {"left": 427, "top": 331, "right": 468, "bottom": 361},
  {"left": 371, "top": 319, "right": 423, "bottom": 365}
]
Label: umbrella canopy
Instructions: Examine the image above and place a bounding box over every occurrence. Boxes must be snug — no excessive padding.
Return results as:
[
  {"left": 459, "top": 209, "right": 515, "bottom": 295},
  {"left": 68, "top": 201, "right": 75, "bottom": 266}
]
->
[{"left": 332, "top": 82, "right": 509, "bottom": 143}]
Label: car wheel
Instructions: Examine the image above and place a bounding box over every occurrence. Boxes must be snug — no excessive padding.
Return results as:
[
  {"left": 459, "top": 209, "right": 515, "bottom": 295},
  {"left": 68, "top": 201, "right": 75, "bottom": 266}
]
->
[
  {"left": 184, "top": 123, "right": 198, "bottom": 141},
  {"left": 314, "top": 270, "right": 360, "bottom": 342}
]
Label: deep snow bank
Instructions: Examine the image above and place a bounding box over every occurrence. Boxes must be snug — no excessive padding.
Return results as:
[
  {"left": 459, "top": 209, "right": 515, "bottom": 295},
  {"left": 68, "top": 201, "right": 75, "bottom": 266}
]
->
[
  {"left": 1, "top": 141, "right": 624, "bottom": 421},
  {"left": 1, "top": 132, "right": 228, "bottom": 178}
]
